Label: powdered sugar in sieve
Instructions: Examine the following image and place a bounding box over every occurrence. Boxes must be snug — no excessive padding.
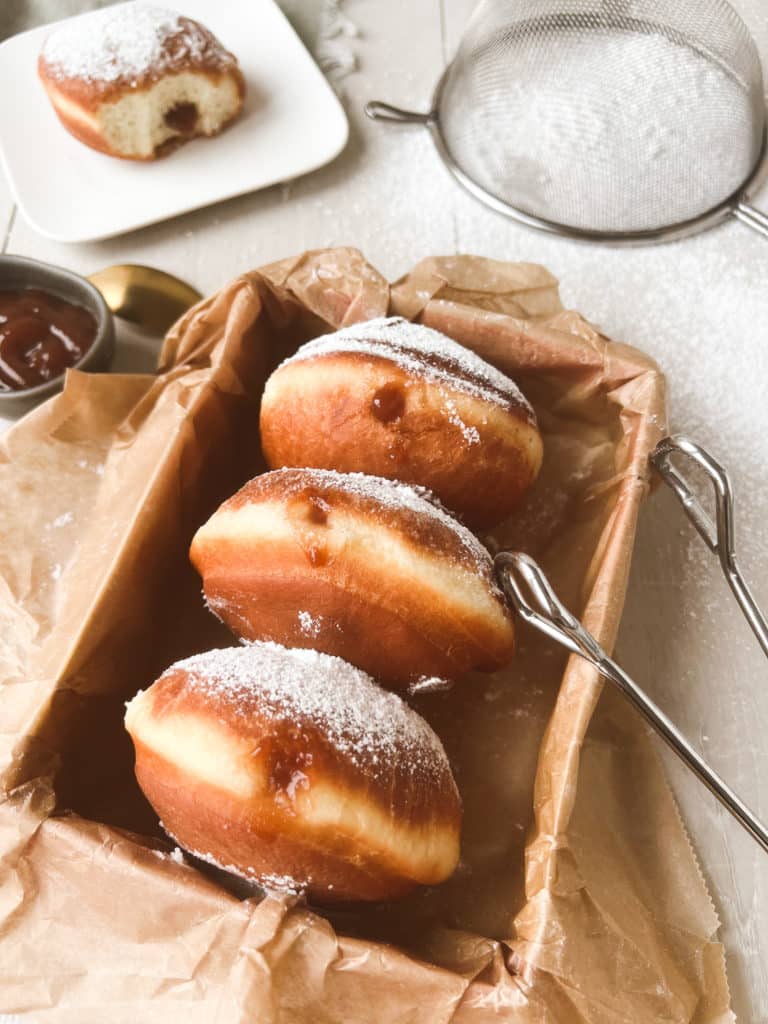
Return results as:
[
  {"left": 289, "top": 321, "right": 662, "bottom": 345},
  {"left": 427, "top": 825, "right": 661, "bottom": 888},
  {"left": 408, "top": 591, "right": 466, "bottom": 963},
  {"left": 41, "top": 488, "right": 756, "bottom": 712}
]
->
[{"left": 442, "top": 28, "right": 756, "bottom": 232}]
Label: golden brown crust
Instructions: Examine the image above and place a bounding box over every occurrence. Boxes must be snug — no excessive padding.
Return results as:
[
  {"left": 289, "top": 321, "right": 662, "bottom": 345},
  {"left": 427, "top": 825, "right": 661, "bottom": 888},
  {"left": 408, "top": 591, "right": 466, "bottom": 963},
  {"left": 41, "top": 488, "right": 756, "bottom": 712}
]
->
[
  {"left": 189, "top": 469, "right": 516, "bottom": 688},
  {"left": 125, "top": 646, "right": 461, "bottom": 902},
  {"left": 144, "top": 663, "right": 451, "bottom": 804},
  {"left": 133, "top": 746, "right": 421, "bottom": 901},
  {"left": 36, "top": 76, "right": 118, "bottom": 157},
  {"left": 260, "top": 340, "right": 543, "bottom": 530},
  {"left": 223, "top": 469, "right": 495, "bottom": 577},
  {"left": 38, "top": 58, "right": 246, "bottom": 115}
]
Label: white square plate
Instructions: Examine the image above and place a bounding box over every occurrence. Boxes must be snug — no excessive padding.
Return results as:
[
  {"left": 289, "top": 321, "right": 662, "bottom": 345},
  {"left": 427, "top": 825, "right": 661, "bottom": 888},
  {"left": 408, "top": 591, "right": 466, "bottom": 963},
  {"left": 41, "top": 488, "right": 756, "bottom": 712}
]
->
[{"left": 0, "top": 0, "right": 348, "bottom": 242}]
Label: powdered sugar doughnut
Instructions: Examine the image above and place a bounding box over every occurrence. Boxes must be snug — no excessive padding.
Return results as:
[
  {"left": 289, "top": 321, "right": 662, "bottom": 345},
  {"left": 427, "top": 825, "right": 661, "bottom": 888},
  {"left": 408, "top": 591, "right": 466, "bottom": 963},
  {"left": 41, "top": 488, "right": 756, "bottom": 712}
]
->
[
  {"left": 124, "top": 642, "right": 461, "bottom": 901},
  {"left": 189, "top": 468, "right": 516, "bottom": 688},
  {"left": 38, "top": 5, "right": 245, "bottom": 160},
  {"left": 260, "top": 317, "right": 543, "bottom": 529}
]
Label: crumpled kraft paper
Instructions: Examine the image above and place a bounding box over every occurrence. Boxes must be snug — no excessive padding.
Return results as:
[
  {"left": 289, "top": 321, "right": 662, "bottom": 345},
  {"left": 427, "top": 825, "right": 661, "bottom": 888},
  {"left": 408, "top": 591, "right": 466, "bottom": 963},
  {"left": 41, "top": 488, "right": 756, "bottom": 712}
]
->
[{"left": 0, "top": 248, "right": 730, "bottom": 1023}]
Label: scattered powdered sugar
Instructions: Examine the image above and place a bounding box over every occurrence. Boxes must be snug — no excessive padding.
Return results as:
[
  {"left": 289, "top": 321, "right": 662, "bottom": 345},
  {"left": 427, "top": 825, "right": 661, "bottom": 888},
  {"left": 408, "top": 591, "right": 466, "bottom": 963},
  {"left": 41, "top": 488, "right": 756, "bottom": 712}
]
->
[
  {"left": 297, "top": 609, "right": 322, "bottom": 638},
  {"left": 444, "top": 396, "right": 481, "bottom": 445},
  {"left": 76, "top": 457, "right": 105, "bottom": 477},
  {"left": 256, "top": 872, "right": 306, "bottom": 894},
  {"left": 164, "top": 641, "right": 451, "bottom": 778},
  {"left": 283, "top": 316, "right": 532, "bottom": 413},
  {"left": 407, "top": 675, "right": 454, "bottom": 696},
  {"left": 267, "top": 467, "right": 495, "bottom": 578},
  {"left": 160, "top": 828, "right": 306, "bottom": 892},
  {"left": 51, "top": 511, "right": 73, "bottom": 528},
  {"left": 41, "top": 4, "right": 233, "bottom": 84},
  {"left": 203, "top": 589, "right": 236, "bottom": 628}
]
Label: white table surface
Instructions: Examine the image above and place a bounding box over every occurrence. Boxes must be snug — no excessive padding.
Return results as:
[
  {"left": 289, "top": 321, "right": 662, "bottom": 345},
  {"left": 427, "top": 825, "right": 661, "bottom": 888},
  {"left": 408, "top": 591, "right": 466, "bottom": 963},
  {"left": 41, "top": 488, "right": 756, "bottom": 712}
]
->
[{"left": 1, "top": 1, "right": 767, "bottom": 1019}]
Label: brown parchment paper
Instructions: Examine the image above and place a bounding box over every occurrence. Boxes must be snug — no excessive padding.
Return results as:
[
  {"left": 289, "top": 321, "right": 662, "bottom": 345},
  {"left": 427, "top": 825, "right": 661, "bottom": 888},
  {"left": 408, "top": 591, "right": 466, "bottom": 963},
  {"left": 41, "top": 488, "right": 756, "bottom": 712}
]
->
[{"left": 0, "top": 249, "right": 731, "bottom": 1023}]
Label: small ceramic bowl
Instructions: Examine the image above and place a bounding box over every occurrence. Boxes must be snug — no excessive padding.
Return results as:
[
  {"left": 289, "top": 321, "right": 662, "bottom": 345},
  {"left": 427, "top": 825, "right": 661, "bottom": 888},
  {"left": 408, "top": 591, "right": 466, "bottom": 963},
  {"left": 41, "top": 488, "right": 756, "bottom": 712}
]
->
[{"left": 0, "top": 254, "right": 115, "bottom": 417}]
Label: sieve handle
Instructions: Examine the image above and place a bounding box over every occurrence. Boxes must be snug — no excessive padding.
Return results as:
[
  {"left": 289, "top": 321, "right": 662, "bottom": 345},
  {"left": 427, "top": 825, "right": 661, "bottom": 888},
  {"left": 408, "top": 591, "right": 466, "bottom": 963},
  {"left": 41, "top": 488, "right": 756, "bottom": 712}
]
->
[
  {"left": 733, "top": 201, "right": 768, "bottom": 240},
  {"left": 364, "top": 101, "right": 433, "bottom": 125}
]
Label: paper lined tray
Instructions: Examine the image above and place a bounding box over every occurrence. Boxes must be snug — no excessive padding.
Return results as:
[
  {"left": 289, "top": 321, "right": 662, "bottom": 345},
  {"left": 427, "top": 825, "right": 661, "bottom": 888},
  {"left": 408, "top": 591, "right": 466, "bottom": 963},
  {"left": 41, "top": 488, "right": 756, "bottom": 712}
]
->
[{"left": 0, "top": 249, "right": 729, "bottom": 1021}]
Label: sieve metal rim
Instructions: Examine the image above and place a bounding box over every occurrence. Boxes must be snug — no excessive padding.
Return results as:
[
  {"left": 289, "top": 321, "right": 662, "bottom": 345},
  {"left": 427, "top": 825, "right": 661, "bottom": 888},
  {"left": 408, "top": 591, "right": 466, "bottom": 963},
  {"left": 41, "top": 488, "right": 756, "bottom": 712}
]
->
[{"left": 367, "top": 71, "right": 768, "bottom": 246}]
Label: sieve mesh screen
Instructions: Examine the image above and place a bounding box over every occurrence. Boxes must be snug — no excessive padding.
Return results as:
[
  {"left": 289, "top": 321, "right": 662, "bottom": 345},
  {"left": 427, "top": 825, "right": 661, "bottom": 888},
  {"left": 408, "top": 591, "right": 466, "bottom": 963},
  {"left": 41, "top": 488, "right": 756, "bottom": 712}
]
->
[{"left": 434, "top": 0, "right": 765, "bottom": 233}]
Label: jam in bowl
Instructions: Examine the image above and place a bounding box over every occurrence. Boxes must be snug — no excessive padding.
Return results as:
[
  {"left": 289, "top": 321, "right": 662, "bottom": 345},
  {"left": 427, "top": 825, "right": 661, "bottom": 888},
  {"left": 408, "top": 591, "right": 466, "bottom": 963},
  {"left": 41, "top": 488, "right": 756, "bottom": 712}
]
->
[
  {"left": 0, "top": 255, "right": 114, "bottom": 416},
  {"left": 0, "top": 289, "right": 98, "bottom": 392}
]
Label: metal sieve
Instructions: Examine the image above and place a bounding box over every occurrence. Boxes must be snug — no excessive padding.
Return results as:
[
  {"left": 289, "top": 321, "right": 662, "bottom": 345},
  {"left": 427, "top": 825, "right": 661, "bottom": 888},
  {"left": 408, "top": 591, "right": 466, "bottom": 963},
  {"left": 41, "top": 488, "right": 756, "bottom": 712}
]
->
[{"left": 366, "top": 0, "right": 768, "bottom": 243}]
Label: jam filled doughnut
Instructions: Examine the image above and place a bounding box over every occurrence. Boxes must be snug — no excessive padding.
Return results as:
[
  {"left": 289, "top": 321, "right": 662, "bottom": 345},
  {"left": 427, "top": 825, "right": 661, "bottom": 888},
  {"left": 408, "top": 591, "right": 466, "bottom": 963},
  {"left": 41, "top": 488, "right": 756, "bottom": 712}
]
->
[
  {"left": 38, "top": 5, "right": 245, "bottom": 160},
  {"left": 189, "top": 468, "right": 515, "bottom": 689},
  {"left": 260, "top": 316, "right": 543, "bottom": 529},
  {"left": 125, "top": 643, "right": 461, "bottom": 901}
]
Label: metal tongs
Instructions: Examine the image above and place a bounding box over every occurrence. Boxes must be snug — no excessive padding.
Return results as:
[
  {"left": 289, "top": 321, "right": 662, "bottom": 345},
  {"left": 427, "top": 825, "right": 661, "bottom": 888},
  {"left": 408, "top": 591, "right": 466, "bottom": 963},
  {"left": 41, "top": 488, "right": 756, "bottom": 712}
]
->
[{"left": 494, "top": 435, "right": 768, "bottom": 854}]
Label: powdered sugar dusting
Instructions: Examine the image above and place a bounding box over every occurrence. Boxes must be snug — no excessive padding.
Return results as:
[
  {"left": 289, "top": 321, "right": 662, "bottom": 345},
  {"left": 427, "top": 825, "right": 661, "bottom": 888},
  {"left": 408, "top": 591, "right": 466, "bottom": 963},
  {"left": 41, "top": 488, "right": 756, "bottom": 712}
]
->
[
  {"left": 41, "top": 4, "right": 234, "bottom": 84},
  {"left": 162, "top": 828, "right": 306, "bottom": 892},
  {"left": 164, "top": 642, "right": 452, "bottom": 780},
  {"left": 444, "top": 396, "right": 481, "bottom": 445},
  {"left": 408, "top": 675, "right": 454, "bottom": 696},
  {"left": 297, "top": 609, "right": 322, "bottom": 638},
  {"left": 264, "top": 467, "right": 495, "bottom": 579},
  {"left": 283, "top": 316, "right": 532, "bottom": 415},
  {"left": 52, "top": 511, "right": 74, "bottom": 528}
]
